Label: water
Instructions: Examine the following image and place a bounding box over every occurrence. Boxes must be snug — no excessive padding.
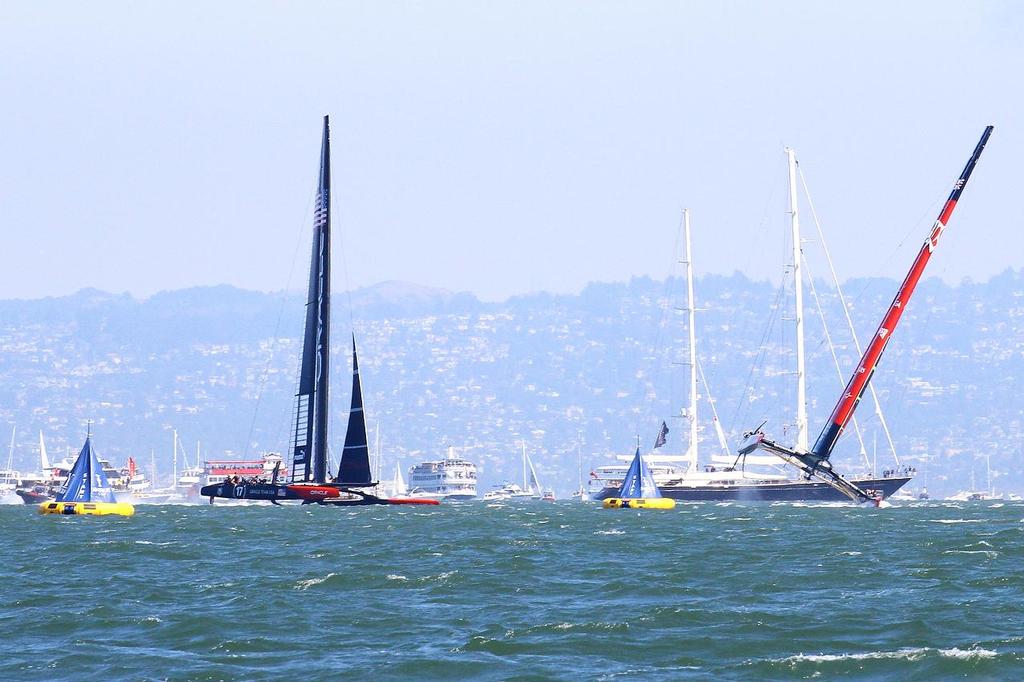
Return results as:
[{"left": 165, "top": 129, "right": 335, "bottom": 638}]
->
[{"left": 2, "top": 500, "right": 1022, "bottom": 680}]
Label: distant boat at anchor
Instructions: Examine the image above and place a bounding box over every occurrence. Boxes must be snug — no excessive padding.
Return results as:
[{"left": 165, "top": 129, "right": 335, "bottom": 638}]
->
[{"left": 200, "top": 116, "right": 437, "bottom": 507}]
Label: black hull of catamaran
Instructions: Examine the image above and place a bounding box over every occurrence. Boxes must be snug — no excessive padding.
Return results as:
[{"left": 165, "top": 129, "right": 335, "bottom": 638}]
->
[
  {"left": 592, "top": 477, "right": 912, "bottom": 502},
  {"left": 201, "top": 482, "right": 301, "bottom": 502},
  {"left": 199, "top": 481, "right": 434, "bottom": 506}
]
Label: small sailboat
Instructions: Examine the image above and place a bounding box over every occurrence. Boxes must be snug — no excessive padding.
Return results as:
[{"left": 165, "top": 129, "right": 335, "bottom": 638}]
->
[
  {"left": 200, "top": 116, "right": 438, "bottom": 507},
  {"left": 39, "top": 430, "right": 135, "bottom": 516},
  {"left": 571, "top": 437, "right": 588, "bottom": 502},
  {"left": 520, "top": 441, "right": 554, "bottom": 500},
  {"left": 390, "top": 464, "right": 408, "bottom": 497},
  {"left": 602, "top": 447, "right": 676, "bottom": 510},
  {"left": 741, "top": 126, "right": 994, "bottom": 503}
]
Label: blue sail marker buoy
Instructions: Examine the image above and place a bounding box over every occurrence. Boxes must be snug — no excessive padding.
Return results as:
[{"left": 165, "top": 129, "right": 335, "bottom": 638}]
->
[
  {"left": 602, "top": 447, "right": 676, "bottom": 510},
  {"left": 39, "top": 430, "right": 135, "bottom": 516}
]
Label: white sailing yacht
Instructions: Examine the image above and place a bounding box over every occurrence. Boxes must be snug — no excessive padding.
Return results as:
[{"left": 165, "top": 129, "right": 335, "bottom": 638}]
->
[{"left": 948, "top": 454, "right": 1002, "bottom": 501}]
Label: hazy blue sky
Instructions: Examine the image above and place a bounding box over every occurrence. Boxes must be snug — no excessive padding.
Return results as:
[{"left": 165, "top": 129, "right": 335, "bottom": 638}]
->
[{"left": 1, "top": 1, "right": 1021, "bottom": 301}]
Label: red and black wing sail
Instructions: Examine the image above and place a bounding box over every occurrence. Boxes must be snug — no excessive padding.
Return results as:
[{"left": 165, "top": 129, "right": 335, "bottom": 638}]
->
[{"left": 811, "top": 126, "right": 993, "bottom": 460}]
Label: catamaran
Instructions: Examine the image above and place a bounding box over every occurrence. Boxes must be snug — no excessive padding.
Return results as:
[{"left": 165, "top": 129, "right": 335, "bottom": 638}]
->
[
  {"left": 201, "top": 116, "right": 437, "bottom": 507},
  {"left": 740, "top": 126, "right": 993, "bottom": 503}
]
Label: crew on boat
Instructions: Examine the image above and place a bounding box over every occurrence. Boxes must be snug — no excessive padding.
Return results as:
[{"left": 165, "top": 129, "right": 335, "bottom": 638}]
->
[{"left": 882, "top": 466, "right": 917, "bottom": 478}]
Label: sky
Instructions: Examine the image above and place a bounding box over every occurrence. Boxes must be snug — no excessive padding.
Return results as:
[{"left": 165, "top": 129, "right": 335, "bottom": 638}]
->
[{"left": 1, "top": 1, "right": 1022, "bottom": 302}]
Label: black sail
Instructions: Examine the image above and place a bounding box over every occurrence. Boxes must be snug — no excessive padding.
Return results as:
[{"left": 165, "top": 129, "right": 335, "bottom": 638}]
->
[
  {"left": 336, "top": 337, "right": 373, "bottom": 487},
  {"left": 291, "top": 116, "right": 332, "bottom": 484}
]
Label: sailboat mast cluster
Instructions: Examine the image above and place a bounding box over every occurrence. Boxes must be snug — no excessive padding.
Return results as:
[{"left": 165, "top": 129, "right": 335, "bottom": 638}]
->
[{"left": 810, "top": 126, "right": 994, "bottom": 462}]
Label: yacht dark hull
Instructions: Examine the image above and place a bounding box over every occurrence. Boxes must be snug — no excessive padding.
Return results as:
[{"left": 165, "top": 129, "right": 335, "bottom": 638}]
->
[
  {"left": 16, "top": 487, "right": 54, "bottom": 504},
  {"left": 593, "top": 476, "right": 912, "bottom": 502},
  {"left": 200, "top": 481, "right": 439, "bottom": 506}
]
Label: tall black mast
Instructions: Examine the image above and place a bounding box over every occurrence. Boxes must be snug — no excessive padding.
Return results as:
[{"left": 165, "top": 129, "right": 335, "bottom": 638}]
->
[{"left": 292, "top": 116, "right": 332, "bottom": 484}]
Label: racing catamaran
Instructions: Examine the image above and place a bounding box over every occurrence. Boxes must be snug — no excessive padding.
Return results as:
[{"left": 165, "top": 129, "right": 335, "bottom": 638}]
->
[
  {"left": 201, "top": 116, "right": 437, "bottom": 506},
  {"left": 740, "top": 126, "right": 994, "bottom": 503}
]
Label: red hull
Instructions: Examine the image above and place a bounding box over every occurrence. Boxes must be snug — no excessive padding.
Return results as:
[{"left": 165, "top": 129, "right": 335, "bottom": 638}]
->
[{"left": 285, "top": 484, "right": 342, "bottom": 501}]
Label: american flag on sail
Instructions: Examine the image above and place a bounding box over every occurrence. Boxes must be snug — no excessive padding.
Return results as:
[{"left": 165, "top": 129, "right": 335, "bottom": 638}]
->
[{"left": 314, "top": 187, "right": 328, "bottom": 230}]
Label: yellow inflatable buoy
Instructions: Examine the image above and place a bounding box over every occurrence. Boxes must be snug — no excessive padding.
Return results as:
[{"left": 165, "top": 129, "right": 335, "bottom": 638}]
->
[
  {"left": 39, "top": 501, "right": 135, "bottom": 516},
  {"left": 602, "top": 497, "right": 676, "bottom": 510}
]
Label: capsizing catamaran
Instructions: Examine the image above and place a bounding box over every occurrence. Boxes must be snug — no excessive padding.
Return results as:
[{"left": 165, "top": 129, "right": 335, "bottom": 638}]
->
[
  {"left": 590, "top": 206, "right": 905, "bottom": 502},
  {"left": 201, "top": 117, "right": 437, "bottom": 507},
  {"left": 740, "top": 126, "right": 994, "bottom": 504}
]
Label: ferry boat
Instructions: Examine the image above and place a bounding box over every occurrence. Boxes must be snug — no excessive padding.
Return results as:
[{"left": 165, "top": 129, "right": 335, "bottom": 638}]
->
[
  {"left": 407, "top": 447, "right": 477, "bottom": 500},
  {"left": 201, "top": 453, "right": 286, "bottom": 488}
]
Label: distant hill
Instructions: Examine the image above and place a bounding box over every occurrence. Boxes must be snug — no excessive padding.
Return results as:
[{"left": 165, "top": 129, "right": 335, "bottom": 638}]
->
[{"left": 1, "top": 271, "right": 1022, "bottom": 498}]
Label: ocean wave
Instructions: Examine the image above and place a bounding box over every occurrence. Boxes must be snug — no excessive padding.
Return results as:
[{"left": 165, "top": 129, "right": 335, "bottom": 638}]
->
[
  {"left": 780, "top": 646, "right": 997, "bottom": 664},
  {"left": 293, "top": 572, "right": 337, "bottom": 590},
  {"left": 944, "top": 550, "right": 999, "bottom": 558}
]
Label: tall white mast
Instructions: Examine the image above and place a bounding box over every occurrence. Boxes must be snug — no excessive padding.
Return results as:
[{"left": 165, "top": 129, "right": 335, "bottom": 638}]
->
[
  {"left": 521, "top": 440, "right": 528, "bottom": 492},
  {"left": 172, "top": 429, "right": 178, "bottom": 487},
  {"left": 786, "top": 148, "right": 809, "bottom": 452},
  {"left": 682, "top": 209, "right": 699, "bottom": 472},
  {"left": 986, "top": 453, "right": 992, "bottom": 495},
  {"left": 798, "top": 167, "right": 900, "bottom": 465},
  {"left": 576, "top": 431, "right": 584, "bottom": 496},
  {"left": 6, "top": 425, "right": 16, "bottom": 472}
]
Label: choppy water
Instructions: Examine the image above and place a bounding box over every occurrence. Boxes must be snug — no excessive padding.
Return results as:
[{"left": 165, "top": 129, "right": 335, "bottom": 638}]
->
[{"left": 2, "top": 500, "right": 1023, "bottom": 680}]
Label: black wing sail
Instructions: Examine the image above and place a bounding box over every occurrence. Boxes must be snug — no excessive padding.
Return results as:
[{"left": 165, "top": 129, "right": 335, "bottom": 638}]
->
[
  {"left": 291, "top": 116, "right": 332, "bottom": 484},
  {"left": 336, "top": 337, "right": 373, "bottom": 487}
]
